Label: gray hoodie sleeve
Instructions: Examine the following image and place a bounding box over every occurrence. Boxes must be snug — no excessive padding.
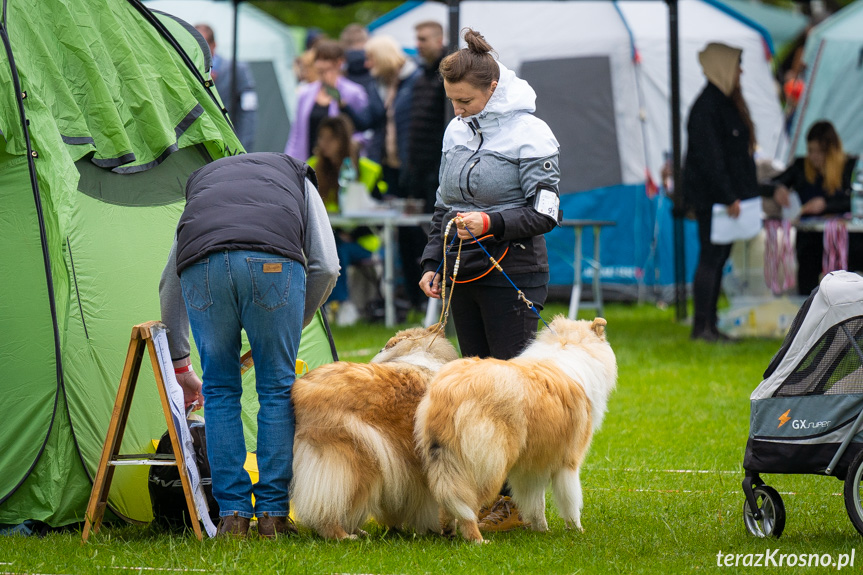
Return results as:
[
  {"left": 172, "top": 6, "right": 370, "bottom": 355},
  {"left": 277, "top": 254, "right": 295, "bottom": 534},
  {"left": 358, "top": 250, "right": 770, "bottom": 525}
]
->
[
  {"left": 159, "top": 239, "right": 191, "bottom": 361},
  {"left": 302, "top": 178, "right": 340, "bottom": 326}
]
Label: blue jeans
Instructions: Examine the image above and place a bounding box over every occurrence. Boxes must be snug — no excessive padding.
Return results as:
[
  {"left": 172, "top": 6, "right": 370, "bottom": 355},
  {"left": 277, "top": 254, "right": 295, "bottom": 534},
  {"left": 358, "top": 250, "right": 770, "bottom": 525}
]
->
[{"left": 180, "top": 250, "right": 305, "bottom": 519}]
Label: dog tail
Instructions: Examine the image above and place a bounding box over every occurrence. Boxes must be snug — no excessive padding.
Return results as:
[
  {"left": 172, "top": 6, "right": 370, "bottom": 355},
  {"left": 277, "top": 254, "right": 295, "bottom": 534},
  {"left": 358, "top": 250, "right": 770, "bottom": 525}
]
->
[
  {"left": 416, "top": 397, "right": 510, "bottom": 520},
  {"left": 291, "top": 437, "right": 360, "bottom": 531}
]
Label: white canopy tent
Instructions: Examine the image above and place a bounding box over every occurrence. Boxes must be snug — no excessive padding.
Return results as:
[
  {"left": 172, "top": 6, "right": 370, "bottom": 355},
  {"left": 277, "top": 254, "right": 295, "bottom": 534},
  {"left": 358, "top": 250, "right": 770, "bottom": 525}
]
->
[
  {"left": 372, "top": 0, "right": 784, "bottom": 192},
  {"left": 371, "top": 0, "right": 784, "bottom": 300}
]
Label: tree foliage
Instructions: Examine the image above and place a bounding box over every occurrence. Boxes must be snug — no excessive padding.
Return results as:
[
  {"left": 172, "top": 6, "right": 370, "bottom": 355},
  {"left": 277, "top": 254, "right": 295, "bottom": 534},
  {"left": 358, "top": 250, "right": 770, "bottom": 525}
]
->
[{"left": 251, "top": 1, "right": 404, "bottom": 40}]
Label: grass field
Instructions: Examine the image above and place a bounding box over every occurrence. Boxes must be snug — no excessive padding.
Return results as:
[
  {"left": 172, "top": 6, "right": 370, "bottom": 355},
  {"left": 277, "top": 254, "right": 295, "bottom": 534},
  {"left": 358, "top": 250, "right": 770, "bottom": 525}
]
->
[{"left": 2, "top": 301, "right": 861, "bottom": 574}]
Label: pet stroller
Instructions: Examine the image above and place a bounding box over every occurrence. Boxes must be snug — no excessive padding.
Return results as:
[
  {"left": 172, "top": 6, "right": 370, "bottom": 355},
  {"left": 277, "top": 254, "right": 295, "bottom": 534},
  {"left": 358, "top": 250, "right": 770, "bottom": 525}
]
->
[{"left": 743, "top": 270, "right": 863, "bottom": 538}]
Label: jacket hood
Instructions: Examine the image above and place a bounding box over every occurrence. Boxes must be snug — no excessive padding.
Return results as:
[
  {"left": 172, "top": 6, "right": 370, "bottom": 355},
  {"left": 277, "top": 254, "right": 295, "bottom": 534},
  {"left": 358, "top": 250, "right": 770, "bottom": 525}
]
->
[
  {"left": 463, "top": 61, "right": 536, "bottom": 126},
  {"left": 698, "top": 42, "right": 742, "bottom": 97}
]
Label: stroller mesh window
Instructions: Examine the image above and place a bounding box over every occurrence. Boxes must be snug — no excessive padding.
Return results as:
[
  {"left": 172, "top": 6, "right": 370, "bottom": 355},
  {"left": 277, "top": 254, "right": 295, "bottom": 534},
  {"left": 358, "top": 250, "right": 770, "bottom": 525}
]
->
[{"left": 774, "top": 317, "right": 863, "bottom": 397}]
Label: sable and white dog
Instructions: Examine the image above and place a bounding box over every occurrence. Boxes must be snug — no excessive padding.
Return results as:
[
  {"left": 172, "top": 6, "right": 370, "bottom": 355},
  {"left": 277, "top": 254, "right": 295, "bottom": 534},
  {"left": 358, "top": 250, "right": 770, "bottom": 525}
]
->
[
  {"left": 290, "top": 326, "right": 459, "bottom": 540},
  {"left": 415, "top": 316, "right": 617, "bottom": 543}
]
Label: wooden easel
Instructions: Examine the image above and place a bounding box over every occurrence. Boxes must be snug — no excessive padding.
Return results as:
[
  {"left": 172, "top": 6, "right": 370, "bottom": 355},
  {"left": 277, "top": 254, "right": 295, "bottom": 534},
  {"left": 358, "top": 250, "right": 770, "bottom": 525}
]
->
[{"left": 82, "top": 321, "right": 203, "bottom": 542}]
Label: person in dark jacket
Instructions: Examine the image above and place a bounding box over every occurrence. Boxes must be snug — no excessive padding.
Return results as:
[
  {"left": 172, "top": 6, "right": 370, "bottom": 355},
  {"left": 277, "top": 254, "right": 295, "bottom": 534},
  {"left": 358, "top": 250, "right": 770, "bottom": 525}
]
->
[
  {"left": 769, "top": 120, "right": 861, "bottom": 294},
  {"left": 363, "top": 35, "right": 426, "bottom": 309},
  {"left": 159, "top": 153, "right": 339, "bottom": 538},
  {"left": 400, "top": 21, "right": 448, "bottom": 311},
  {"left": 363, "top": 35, "right": 419, "bottom": 193},
  {"left": 340, "top": 23, "right": 386, "bottom": 160},
  {"left": 407, "top": 20, "right": 447, "bottom": 212},
  {"left": 682, "top": 42, "right": 759, "bottom": 342}
]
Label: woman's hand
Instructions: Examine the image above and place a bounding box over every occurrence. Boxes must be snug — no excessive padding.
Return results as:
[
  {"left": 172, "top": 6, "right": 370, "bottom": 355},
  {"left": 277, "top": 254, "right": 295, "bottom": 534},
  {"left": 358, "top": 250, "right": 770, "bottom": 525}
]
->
[
  {"left": 801, "top": 197, "right": 826, "bottom": 216},
  {"left": 727, "top": 199, "right": 741, "bottom": 219},
  {"left": 420, "top": 271, "right": 442, "bottom": 299},
  {"left": 773, "top": 185, "right": 791, "bottom": 208},
  {"left": 455, "top": 211, "right": 489, "bottom": 240}
]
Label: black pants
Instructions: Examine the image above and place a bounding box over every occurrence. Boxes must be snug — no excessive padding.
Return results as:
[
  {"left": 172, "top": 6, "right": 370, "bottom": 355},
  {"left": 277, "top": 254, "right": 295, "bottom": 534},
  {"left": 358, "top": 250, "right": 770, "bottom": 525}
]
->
[
  {"left": 398, "top": 226, "right": 427, "bottom": 309},
  {"left": 693, "top": 210, "right": 732, "bottom": 336},
  {"left": 384, "top": 164, "right": 427, "bottom": 310},
  {"left": 796, "top": 230, "right": 863, "bottom": 296},
  {"left": 450, "top": 282, "right": 547, "bottom": 360}
]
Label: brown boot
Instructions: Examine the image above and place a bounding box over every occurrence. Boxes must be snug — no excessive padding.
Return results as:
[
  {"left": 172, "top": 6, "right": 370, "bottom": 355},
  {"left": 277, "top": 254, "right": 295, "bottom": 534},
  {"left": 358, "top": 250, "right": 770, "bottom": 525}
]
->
[
  {"left": 257, "top": 512, "right": 298, "bottom": 539},
  {"left": 477, "top": 496, "right": 529, "bottom": 532},
  {"left": 216, "top": 512, "right": 250, "bottom": 538}
]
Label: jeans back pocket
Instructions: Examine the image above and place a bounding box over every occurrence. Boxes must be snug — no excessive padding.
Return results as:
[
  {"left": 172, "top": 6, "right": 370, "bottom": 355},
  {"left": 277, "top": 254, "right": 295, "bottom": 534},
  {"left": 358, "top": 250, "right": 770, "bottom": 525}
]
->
[
  {"left": 247, "top": 257, "right": 293, "bottom": 311},
  {"left": 180, "top": 258, "right": 213, "bottom": 311}
]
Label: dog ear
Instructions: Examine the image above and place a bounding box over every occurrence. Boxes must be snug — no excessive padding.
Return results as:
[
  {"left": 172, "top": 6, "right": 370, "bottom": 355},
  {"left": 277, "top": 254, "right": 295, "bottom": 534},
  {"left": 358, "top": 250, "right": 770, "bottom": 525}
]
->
[{"left": 591, "top": 317, "right": 607, "bottom": 337}]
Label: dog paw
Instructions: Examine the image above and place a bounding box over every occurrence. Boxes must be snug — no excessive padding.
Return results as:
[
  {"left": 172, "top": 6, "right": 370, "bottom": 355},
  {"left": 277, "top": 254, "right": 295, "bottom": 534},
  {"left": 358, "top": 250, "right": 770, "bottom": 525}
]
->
[
  {"left": 342, "top": 533, "right": 359, "bottom": 541},
  {"left": 531, "top": 522, "right": 549, "bottom": 533},
  {"left": 355, "top": 529, "right": 369, "bottom": 538}
]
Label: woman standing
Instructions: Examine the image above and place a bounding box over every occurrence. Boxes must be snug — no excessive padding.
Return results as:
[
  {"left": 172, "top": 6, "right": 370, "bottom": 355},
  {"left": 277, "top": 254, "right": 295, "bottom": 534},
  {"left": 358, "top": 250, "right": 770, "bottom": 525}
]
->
[
  {"left": 363, "top": 35, "right": 419, "bottom": 190},
  {"left": 682, "top": 42, "right": 759, "bottom": 342},
  {"left": 770, "top": 121, "right": 860, "bottom": 294},
  {"left": 418, "top": 28, "right": 561, "bottom": 530},
  {"left": 364, "top": 35, "right": 427, "bottom": 311},
  {"left": 419, "top": 29, "right": 560, "bottom": 360}
]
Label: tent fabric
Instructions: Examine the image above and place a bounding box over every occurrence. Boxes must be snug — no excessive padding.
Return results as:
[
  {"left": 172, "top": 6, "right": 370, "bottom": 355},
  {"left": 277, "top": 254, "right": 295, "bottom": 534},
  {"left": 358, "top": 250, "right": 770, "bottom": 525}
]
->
[
  {"left": 788, "top": 0, "right": 863, "bottom": 160},
  {"left": 371, "top": 0, "right": 784, "bottom": 293},
  {"left": 142, "top": 0, "right": 300, "bottom": 154},
  {"left": 719, "top": 0, "right": 808, "bottom": 53},
  {"left": 0, "top": 0, "right": 335, "bottom": 528}
]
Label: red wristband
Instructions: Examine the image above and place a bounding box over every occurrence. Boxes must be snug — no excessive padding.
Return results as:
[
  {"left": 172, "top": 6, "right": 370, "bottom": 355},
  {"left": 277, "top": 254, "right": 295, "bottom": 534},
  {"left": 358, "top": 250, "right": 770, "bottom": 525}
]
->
[
  {"left": 480, "top": 212, "right": 490, "bottom": 235},
  {"left": 174, "top": 364, "right": 193, "bottom": 374}
]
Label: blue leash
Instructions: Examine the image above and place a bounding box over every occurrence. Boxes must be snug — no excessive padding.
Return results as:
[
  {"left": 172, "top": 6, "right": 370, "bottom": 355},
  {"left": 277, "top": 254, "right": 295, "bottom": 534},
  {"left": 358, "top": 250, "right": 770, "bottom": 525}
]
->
[{"left": 431, "top": 221, "right": 551, "bottom": 331}]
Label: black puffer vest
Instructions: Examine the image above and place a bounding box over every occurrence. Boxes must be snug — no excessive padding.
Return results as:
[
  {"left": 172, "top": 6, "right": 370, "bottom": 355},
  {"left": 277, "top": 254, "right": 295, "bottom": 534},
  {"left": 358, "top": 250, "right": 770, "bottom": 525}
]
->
[{"left": 176, "top": 153, "right": 315, "bottom": 274}]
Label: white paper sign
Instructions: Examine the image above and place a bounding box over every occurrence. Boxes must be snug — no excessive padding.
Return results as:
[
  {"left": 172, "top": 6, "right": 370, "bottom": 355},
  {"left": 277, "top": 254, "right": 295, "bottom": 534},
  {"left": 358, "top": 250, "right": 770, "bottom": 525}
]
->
[
  {"left": 710, "top": 197, "right": 762, "bottom": 245},
  {"left": 151, "top": 324, "right": 217, "bottom": 538}
]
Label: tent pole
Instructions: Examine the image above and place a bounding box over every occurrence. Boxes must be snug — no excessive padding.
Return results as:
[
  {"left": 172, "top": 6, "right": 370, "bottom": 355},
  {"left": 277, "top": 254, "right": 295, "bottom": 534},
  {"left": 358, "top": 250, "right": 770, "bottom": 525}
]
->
[
  {"left": 447, "top": 0, "right": 459, "bottom": 55},
  {"left": 668, "top": 0, "right": 687, "bottom": 321},
  {"left": 230, "top": 0, "right": 240, "bottom": 124}
]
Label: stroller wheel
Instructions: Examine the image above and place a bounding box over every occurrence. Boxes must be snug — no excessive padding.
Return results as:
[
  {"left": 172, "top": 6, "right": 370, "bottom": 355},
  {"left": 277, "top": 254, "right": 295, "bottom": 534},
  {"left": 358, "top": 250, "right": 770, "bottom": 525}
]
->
[
  {"left": 743, "top": 485, "right": 785, "bottom": 538},
  {"left": 843, "top": 450, "right": 863, "bottom": 536}
]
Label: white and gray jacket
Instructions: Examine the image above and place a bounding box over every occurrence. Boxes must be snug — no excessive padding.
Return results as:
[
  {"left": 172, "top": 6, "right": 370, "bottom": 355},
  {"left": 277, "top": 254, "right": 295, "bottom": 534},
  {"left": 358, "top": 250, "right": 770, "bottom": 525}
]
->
[{"left": 421, "top": 61, "right": 561, "bottom": 279}]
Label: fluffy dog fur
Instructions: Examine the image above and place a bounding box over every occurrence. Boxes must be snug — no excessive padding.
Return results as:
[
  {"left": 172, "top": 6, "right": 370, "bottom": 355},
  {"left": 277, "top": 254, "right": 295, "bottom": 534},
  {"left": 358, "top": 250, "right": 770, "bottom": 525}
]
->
[
  {"left": 415, "top": 316, "right": 617, "bottom": 543},
  {"left": 291, "top": 326, "right": 459, "bottom": 540}
]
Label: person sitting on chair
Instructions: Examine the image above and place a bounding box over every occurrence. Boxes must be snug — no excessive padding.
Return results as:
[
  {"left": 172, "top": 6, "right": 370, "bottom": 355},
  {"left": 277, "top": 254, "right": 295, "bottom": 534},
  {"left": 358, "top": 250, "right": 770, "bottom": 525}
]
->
[
  {"left": 308, "top": 115, "right": 385, "bottom": 326},
  {"left": 769, "top": 120, "right": 861, "bottom": 295}
]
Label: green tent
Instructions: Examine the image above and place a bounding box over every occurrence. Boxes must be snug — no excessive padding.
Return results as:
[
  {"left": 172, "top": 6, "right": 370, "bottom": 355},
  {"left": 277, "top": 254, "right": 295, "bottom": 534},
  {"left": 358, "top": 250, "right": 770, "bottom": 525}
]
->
[{"left": 0, "top": 0, "right": 336, "bottom": 527}]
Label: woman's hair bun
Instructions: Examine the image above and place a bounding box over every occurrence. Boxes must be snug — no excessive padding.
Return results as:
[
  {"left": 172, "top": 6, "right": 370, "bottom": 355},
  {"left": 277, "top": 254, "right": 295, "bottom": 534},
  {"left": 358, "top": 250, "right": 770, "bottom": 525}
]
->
[{"left": 463, "top": 28, "right": 493, "bottom": 55}]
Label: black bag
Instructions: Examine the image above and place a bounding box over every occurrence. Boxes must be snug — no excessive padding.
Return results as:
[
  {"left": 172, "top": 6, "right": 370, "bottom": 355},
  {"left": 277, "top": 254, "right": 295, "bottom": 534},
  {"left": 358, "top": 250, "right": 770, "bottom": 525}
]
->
[{"left": 148, "top": 418, "right": 220, "bottom": 527}]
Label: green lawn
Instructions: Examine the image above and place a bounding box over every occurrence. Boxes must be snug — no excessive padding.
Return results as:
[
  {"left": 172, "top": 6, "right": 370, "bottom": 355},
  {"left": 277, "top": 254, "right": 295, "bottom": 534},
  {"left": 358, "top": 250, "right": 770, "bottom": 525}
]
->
[{"left": 2, "top": 302, "right": 861, "bottom": 574}]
